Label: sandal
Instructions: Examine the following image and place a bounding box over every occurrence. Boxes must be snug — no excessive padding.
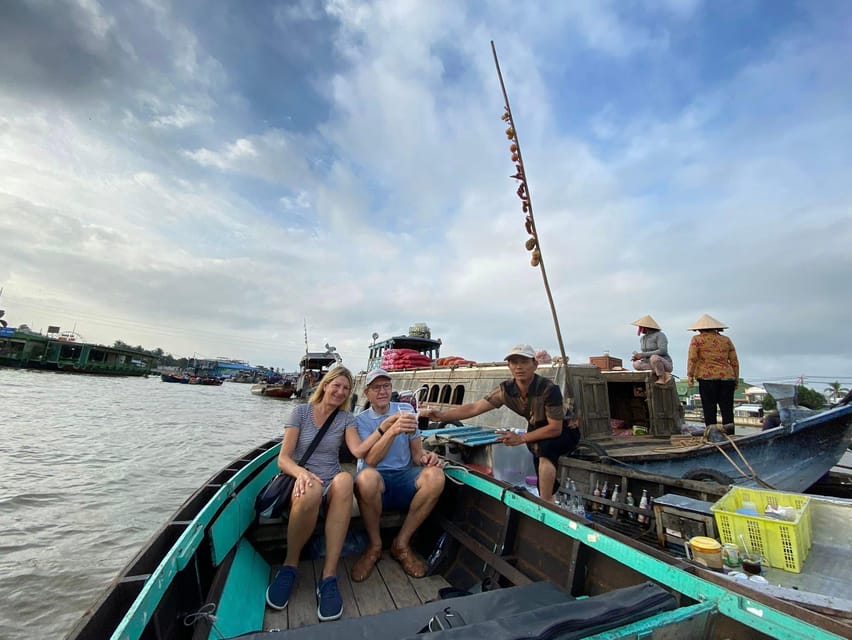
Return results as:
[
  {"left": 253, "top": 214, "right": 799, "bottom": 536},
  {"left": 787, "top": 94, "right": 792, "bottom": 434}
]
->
[
  {"left": 391, "top": 542, "right": 427, "bottom": 578},
  {"left": 351, "top": 547, "right": 383, "bottom": 582}
]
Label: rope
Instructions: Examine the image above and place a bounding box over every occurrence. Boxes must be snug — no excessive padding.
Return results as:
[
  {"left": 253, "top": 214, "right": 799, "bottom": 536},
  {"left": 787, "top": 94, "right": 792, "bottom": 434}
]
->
[
  {"left": 653, "top": 427, "right": 776, "bottom": 489},
  {"left": 441, "top": 462, "right": 470, "bottom": 486},
  {"left": 183, "top": 603, "right": 225, "bottom": 639}
]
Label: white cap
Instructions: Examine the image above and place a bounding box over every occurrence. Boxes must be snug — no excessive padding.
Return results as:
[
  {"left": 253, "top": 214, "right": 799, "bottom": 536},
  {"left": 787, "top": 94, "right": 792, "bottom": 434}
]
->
[
  {"left": 365, "top": 368, "right": 391, "bottom": 386},
  {"left": 504, "top": 344, "right": 536, "bottom": 360}
]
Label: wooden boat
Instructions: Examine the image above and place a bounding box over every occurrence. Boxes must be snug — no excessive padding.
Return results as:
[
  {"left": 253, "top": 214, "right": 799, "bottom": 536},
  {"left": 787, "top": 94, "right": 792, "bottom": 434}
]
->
[
  {"left": 294, "top": 347, "right": 343, "bottom": 398},
  {"left": 352, "top": 327, "right": 852, "bottom": 493},
  {"left": 161, "top": 372, "right": 190, "bottom": 383},
  {"left": 251, "top": 381, "right": 296, "bottom": 398},
  {"left": 188, "top": 376, "right": 224, "bottom": 386},
  {"left": 65, "top": 439, "right": 851, "bottom": 640}
]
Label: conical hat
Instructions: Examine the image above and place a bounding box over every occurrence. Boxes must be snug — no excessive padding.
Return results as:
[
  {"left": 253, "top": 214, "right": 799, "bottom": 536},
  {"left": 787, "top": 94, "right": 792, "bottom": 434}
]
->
[
  {"left": 688, "top": 314, "right": 728, "bottom": 331},
  {"left": 630, "top": 315, "right": 660, "bottom": 330}
]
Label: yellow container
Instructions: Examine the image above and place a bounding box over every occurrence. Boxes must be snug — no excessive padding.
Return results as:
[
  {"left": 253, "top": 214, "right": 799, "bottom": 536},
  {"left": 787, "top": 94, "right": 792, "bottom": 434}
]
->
[
  {"left": 711, "top": 487, "right": 812, "bottom": 573},
  {"left": 685, "top": 536, "right": 723, "bottom": 569}
]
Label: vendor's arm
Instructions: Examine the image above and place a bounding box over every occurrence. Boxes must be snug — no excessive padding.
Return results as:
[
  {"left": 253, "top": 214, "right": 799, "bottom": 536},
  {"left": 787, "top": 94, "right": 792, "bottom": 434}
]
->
[
  {"left": 729, "top": 342, "right": 740, "bottom": 381},
  {"left": 686, "top": 337, "right": 699, "bottom": 385},
  {"left": 498, "top": 416, "right": 562, "bottom": 446},
  {"left": 420, "top": 397, "right": 494, "bottom": 423}
]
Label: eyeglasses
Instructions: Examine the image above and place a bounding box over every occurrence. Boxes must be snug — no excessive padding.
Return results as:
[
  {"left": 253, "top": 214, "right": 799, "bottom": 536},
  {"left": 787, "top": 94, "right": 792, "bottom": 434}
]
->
[{"left": 369, "top": 383, "right": 393, "bottom": 392}]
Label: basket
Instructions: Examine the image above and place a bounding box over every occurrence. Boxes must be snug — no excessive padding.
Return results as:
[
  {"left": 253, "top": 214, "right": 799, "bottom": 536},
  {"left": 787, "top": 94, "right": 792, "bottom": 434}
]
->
[{"left": 711, "top": 487, "right": 812, "bottom": 573}]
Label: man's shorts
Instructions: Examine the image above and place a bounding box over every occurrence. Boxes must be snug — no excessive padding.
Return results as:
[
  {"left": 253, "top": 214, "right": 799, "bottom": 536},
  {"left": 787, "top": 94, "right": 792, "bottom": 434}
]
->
[
  {"left": 529, "top": 426, "right": 581, "bottom": 468},
  {"left": 378, "top": 466, "right": 423, "bottom": 510}
]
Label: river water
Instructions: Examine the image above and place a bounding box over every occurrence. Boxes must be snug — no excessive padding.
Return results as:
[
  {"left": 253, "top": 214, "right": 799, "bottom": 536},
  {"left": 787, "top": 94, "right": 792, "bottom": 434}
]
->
[{"left": 0, "top": 369, "right": 291, "bottom": 639}]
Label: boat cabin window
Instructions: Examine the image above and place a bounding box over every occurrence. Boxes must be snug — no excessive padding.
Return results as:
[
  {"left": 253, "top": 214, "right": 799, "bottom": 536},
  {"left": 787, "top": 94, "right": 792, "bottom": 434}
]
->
[
  {"left": 428, "top": 385, "right": 440, "bottom": 402},
  {"left": 59, "top": 344, "right": 82, "bottom": 360},
  {"left": 440, "top": 384, "right": 452, "bottom": 403},
  {"left": 451, "top": 385, "right": 465, "bottom": 404}
]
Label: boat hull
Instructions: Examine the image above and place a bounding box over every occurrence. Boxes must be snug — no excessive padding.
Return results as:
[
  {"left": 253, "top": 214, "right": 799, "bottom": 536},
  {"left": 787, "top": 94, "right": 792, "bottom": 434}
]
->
[
  {"left": 65, "top": 439, "right": 851, "bottom": 640},
  {"left": 594, "top": 405, "right": 852, "bottom": 492}
]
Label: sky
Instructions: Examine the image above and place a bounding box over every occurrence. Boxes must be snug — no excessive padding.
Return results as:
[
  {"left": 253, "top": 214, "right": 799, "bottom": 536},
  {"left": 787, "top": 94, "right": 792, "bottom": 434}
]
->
[{"left": 1, "top": 0, "right": 851, "bottom": 389}]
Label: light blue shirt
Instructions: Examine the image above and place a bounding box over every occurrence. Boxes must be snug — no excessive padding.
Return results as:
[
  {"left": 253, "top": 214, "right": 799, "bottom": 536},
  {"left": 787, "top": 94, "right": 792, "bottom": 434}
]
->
[{"left": 355, "top": 402, "right": 420, "bottom": 472}]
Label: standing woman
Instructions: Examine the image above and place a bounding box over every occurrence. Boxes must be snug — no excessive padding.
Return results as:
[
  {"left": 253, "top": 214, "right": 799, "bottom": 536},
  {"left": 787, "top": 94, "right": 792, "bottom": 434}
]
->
[
  {"left": 686, "top": 314, "right": 740, "bottom": 435},
  {"left": 630, "top": 315, "right": 673, "bottom": 385},
  {"left": 265, "top": 366, "right": 361, "bottom": 622}
]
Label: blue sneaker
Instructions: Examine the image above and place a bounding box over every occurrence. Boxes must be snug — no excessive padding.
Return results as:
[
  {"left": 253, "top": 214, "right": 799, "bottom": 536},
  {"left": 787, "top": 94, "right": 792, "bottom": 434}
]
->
[
  {"left": 316, "top": 576, "right": 343, "bottom": 621},
  {"left": 266, "top": 565, "right": 298, "bottom": 610}
]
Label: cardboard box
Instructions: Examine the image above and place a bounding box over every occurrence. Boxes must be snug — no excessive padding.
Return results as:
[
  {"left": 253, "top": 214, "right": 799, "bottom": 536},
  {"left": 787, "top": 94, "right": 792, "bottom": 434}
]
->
[{"left": 589, "top": 355, "right": 623, "bottom": 370}]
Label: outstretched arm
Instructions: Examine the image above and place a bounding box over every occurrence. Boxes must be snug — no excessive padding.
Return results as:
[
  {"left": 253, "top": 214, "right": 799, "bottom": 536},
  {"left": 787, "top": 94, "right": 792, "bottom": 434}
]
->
[{"left": 420, "top": 398, "right": 495, "bottom": 423}]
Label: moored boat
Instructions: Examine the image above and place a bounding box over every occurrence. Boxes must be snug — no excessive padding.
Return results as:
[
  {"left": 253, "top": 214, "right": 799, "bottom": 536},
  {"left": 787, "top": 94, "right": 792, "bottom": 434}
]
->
[
  {"left": 352, "top": 327, "right": 852, "bottom": 493},
  {"left": 65, "top": 439, "right": 851, "bottom": 640}
]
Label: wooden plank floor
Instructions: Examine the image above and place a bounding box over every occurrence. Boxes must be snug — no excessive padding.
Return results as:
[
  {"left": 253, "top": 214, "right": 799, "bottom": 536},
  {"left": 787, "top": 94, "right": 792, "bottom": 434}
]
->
[{"left": 263, "top": 553, "right": 450, "bottom": 630}]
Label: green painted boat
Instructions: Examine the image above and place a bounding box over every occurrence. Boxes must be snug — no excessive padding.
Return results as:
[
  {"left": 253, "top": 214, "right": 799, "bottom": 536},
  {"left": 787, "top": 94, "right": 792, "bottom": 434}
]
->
[
  {"left": 65, "top": 440, "right": 851, "bottom": 640},
  {"left": 0, "top": 326, "right": 153, "bottom": 376}
]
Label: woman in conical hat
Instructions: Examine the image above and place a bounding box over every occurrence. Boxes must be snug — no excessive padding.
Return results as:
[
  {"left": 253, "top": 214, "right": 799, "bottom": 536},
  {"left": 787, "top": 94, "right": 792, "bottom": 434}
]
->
[
  {"left": 686, "top": 314, "right": 739, "bottom": 434},
  {"left": 630, "top": 315, "right": 673, "bottom": 385}
]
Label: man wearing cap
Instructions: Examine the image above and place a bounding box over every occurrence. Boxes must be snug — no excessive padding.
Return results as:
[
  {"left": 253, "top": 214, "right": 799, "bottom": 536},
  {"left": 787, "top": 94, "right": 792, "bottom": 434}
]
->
[
  {"left": 350, "top": 368, "right": 445, "bottom": 582},
  {"left": 420, "top": 344, "right": 580, "bottom": 503}
]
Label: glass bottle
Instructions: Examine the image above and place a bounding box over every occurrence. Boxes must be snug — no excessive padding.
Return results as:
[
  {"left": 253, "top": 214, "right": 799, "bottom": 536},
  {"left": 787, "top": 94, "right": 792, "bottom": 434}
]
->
[
  {"left": 592, "top": 480, "right": 601, "bottom": 512},
  {"left": 570, "top": 480, "right": 584, "bottom": 516},
  {"left": 637, "top": 489, "right": 650, "bottom": 524},
  {"left": 609, "top": 484, "right": 620, "bottom": 517},
  {"left": 626, "top": 492, "right": 636, "bottom": 521}
]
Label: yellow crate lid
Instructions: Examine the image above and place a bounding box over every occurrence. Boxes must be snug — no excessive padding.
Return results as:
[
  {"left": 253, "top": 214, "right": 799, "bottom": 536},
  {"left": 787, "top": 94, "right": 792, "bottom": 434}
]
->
[{"left": 689, "top": 536, "right": 721, "bottom": 553}]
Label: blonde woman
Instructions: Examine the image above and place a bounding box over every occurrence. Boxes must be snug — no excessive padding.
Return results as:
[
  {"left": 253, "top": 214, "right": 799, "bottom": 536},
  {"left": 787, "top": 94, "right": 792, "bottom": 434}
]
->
[{"left": 265, "top": 366, "right": 360, "bottom": 622}]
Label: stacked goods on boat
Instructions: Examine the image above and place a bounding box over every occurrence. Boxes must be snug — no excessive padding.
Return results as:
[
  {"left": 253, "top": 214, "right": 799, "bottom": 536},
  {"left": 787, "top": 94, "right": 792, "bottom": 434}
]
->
[
  {"left": 436, "top": 355, "right": 477, "bottom": 366},
  {"left": 381, "top": 348, "right": 434, "bottom": 370}
]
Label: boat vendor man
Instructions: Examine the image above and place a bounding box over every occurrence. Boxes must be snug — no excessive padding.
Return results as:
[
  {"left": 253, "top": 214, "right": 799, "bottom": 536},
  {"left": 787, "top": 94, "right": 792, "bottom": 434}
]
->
[{"left": 420, "top": 344, "right": 580, "bottom": 503}]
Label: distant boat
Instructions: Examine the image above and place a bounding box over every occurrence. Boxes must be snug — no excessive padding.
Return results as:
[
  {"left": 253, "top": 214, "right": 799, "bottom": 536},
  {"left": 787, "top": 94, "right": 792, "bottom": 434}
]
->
[
  {"left": 250, "top": 380, "right": 295, "bottom": 398},
  {"left": 160, "top": 373, "right": 189, "bottom": 383},
  {"left": 0, "top": 324, "right": 153, "bottom": 377},
  {"left": 294, "top": 346, "right": 343, "bottom": 398}
]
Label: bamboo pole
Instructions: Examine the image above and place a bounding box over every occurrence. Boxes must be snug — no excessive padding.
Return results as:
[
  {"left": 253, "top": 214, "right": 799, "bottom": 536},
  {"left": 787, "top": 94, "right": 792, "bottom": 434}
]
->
[{"left": 491, "top": 41, "right": 573, "bottom": 401}]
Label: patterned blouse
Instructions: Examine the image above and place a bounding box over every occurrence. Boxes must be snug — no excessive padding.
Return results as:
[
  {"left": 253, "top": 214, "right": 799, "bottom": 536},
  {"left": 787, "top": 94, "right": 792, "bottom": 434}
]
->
[{"left": 687, "top": 331, "right": 739, "bottom": 380}]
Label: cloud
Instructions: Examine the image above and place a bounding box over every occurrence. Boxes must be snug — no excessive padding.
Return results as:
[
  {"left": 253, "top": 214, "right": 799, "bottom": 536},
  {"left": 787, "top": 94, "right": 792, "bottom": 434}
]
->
[{"left": 1, "top": 0, "right": 851, "bottom": 385}]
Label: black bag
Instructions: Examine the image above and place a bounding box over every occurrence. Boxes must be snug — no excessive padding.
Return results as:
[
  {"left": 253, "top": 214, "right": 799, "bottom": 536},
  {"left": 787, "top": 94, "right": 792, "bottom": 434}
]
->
[{"left": 255, "top": 408, "right": 339, "bottom": 518}]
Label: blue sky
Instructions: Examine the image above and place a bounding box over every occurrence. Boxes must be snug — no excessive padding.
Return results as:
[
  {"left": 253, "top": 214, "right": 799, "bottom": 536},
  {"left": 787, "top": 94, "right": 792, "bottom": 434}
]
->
[{"left": 1, "top": 0, "right": 851, "bottom": 388}]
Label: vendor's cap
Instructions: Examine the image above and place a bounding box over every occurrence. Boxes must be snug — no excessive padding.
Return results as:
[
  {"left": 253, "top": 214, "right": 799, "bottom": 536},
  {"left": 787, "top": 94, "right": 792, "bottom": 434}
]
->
[
  {"left": 365, "top": 368, "right": 391, "bottom": 386},
  {"left": 688, "top": 314, "right": 728, "bottom": 331},
  {"left": 505, "top": 344, "right": 536, "bottom": 360},
  {"left": 630, "top": 315, "right": 660, "bottom": 330}
]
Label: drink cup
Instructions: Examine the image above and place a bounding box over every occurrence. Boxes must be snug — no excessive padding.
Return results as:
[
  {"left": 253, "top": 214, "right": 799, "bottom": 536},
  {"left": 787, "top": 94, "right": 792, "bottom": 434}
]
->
[
  {"left": 741, "top": 554, "right": 762, "bottom": 576},
  {"left": 722, "top": 543, "right": 740, "bottom": 567},
  {"left": 397, "top": 404, "right": 418, "bottom": 431}
]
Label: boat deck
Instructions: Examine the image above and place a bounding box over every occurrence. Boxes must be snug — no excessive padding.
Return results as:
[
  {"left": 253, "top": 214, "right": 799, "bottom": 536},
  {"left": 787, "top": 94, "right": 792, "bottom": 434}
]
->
[{"left": 262, "top": 553, "right": 449, "bottom": 631}]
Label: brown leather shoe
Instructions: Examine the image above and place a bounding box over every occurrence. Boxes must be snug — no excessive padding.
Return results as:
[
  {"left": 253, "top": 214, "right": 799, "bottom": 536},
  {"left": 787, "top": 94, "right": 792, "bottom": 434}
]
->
[
  {"left": 351, "top": 547, "right": 382, "bottom": 582},
  {"left": 390, "top": 542, "right": 427, "bottom": 578}
]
